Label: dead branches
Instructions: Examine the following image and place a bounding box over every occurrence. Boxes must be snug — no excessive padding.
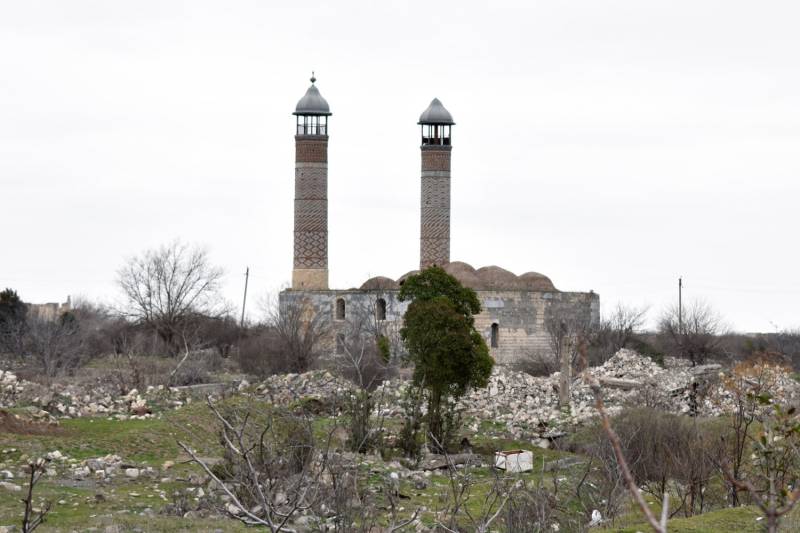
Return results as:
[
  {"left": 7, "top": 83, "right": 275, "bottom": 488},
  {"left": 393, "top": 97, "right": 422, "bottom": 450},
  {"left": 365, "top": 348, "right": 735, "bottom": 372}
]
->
[
  {"left": 580, "top": 341, "right": 669, "bottom": 533},
  {"left": 21, "top": 458, "right": 52, "bottom": 533}
]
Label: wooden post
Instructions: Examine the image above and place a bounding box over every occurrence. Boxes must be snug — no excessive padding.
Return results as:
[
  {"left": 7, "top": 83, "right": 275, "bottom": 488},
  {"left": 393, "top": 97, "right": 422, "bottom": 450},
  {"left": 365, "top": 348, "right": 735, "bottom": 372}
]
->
[{"left": 558, "top": 321, "right": 571, "bottom": 409}]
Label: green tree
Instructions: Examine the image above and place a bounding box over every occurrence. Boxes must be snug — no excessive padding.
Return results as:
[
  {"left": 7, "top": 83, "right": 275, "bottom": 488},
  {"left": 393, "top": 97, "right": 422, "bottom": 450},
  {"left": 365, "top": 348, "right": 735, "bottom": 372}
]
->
[
  {"left": 0, "top": 288, "right": 27, "bottom": 354},
  {"left": 399, "top": 267, "right": 493, "bottom": 451}
]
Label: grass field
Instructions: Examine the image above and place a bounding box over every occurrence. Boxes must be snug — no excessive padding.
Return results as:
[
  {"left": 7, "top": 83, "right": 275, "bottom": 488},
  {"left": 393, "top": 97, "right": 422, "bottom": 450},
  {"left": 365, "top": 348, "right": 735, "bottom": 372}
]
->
[{"left": 0, "top": 399, "right": 789, "bottom": 532}]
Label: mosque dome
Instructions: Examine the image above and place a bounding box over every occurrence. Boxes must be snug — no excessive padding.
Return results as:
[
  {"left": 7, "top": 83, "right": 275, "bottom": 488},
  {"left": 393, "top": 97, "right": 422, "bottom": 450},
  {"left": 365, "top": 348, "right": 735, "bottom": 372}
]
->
[
  {"left": 364, "top": 263, "right": 558, "bottom": 292},
  {"left": 293, "top": 75, "right": 332, "bottom": 116},
  {"left": 418, "top": 98, "right": 454, "bottom": 125},
  {"left": 359, "top": 276, "right": 399, "bottom": 290}
]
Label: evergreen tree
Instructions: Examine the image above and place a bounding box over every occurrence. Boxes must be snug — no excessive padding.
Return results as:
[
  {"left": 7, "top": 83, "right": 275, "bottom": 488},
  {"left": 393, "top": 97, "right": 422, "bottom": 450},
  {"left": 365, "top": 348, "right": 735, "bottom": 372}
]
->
[
  {"left": 399, "top": 267, "right": 493, "bottom": 451},
  {"left": 0, "top": 288, "right": 27, "bottom": 353}
]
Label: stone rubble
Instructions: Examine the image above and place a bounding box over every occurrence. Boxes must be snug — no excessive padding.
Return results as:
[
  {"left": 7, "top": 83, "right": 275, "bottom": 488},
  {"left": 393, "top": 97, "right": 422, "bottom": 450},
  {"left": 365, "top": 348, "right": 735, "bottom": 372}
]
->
[
  {"left": 0, "top": 370, "right": 220, "bottom": 419},
  {"left": 250, "top": 349, "right": 800, "bottom": 441},
  {"left": 255, "top": 370, "right": 353, "bottom": 405},
  {"left": 3, "top": 349, "right": 799, "bottom": 443},
  {"left": 0, "top": 370, "right": 24, "bottom": 407}
]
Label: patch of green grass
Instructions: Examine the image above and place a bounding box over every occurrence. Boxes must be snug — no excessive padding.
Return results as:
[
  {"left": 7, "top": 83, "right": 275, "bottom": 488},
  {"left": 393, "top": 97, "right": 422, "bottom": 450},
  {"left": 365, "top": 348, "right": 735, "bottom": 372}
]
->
[{"left": 607, "top": 505, "right": 763, "bottom": 533}]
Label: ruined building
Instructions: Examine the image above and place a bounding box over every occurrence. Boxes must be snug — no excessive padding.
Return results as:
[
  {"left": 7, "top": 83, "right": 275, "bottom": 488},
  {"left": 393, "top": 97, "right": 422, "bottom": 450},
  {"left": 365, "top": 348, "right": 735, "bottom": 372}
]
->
[{"left": 280, "top": 76, "right": 599, "bottom": 364}]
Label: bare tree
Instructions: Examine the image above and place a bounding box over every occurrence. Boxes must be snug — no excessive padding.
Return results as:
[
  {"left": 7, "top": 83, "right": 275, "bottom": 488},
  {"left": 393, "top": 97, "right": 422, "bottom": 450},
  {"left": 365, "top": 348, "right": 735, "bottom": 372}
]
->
[
  {"left": 658, "top": 300, "right": 727, "bottom": 366},
  {"left": 600, "top": 303, "right": 649, "bottom": 354},
  {"left": 334, "top": 294, "right": 400, "bottom": 390},
  {"left": 268, "top": 294, "right": 330, "bottom": 373},
  {"left": 24, "top": 313, "right": 84, "bottom": 377},
  {"left": 116, "top": 240, "right": 226, "bottom": 356},
  {"left": 770, "top": 327, "right": 800, "bottom": 368}
]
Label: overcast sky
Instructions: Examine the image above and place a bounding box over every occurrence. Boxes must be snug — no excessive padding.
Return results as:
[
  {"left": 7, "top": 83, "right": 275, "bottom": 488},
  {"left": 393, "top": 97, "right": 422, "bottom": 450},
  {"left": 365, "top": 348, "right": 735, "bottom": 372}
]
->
[{"left": 2, "top": 1, "right": 799, "bottom": 332}]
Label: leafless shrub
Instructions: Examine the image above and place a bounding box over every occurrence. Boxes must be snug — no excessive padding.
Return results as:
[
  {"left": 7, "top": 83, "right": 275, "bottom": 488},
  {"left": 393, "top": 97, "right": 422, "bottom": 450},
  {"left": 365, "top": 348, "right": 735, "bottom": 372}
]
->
[
  {"left": 585, "top": 408, "right": 724, "bottom": 518},
  {"left": 715, "top": 357, "right": 788, "bottom": 506},
  {"left": 268, "top": 294, "right": 330, "bottom": 374},
  {"left": 719, "top": 396, "right": 800, "bottom": 533},
  {"left": 235, "top": 296, "right": 330, "bottom": 378},
  {"left": 21, "top": 458, "right": 52, "bottom": 532},
  {"left": 235, "top": 325, "right": 285, "bottom": 378},
  {"left": 516, "top": 350, "right": 559, "bottom": 377},
  {"left": 658, "top": 300, "right": 728, "bottom": 366},
  {"left": 586, "top": 303, "right": 650, "bottom": 365},
  {"left": 24, "top": 313, "right": 84, "bottom": 378},
  {"left": 178, "top": 397, "right": 418, "bottom": 532},
  {"left": 67, "top": 297, "right": 116, "bottom": 358},
  {"left": 330, "top": 294, "right": 400, "bottom": 390},
  {"left": 571, "top": 422, "right": 637, "bottom": 524},
  {"left": 501, "top": 481, "right": 557, "bottom": 533}
]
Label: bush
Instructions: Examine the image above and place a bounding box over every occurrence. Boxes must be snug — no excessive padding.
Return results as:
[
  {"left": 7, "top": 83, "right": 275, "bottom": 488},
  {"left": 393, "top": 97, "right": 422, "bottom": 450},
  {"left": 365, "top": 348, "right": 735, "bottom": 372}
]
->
[
  {"left": 235, "top": 326, "right": 291, "bottom": 378},
  {"left": 344, "top": 390, "right": 378, "bottom": 454},
  {"left": 571, "top": 408, "right": 729, "bottom": 518}
]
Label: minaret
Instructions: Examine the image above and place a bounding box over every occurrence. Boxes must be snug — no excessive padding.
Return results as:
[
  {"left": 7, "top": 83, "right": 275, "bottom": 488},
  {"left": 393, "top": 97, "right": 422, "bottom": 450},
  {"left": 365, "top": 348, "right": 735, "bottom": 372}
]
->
[
  {"left": 418, "top": 98, "right": 454, "bottom": 270},
  {"left": 292, "top": 75, "right": 331, "bottom": 290}
]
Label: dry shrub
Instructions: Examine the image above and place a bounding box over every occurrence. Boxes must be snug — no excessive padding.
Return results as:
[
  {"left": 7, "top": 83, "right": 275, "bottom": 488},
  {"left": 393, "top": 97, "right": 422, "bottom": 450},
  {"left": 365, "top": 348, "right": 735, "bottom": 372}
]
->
[
  {"left": 572, "top": 408, "right": 729, "bottom": 519},
  {"left": 235, "top": 326, "right": 294, "bottom": 378},
  {"left": 514, "top": 351, "right": 558, "bottom": 377}
]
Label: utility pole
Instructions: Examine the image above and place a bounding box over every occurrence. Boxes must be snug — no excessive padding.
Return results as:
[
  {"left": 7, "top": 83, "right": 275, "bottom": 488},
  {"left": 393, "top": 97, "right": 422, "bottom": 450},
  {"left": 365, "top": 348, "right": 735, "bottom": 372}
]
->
[
  {"left": 678, "top": 276, "right": 683, "bottom": 334},
  {"left": 240, "top": 267, "right": 249, "bottom": 328}
]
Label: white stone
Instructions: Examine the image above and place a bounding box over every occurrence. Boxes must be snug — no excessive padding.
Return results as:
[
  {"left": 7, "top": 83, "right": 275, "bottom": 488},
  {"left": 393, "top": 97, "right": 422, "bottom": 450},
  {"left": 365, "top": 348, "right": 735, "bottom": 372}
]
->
[{"left": 0, "top": 481, "right": 21, "bottom": 493}]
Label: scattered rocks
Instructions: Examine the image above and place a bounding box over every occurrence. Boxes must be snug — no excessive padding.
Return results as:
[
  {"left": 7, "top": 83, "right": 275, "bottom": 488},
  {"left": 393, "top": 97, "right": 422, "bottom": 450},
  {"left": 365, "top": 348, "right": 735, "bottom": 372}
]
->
[
  {"left": 70, "top": 454, "right": 125, "bottom": 480},
  {"left": 256, "top": 370, "right": 352, "bottom": 407},
  {"left": 0, "top": 370, "right": 199, "bottom": 419},
  {"left": 0, "top": 371, "right": 24, "bottom": 408},
  {"left": 0, "top": 481, "right": 21, "bottom": 493}
]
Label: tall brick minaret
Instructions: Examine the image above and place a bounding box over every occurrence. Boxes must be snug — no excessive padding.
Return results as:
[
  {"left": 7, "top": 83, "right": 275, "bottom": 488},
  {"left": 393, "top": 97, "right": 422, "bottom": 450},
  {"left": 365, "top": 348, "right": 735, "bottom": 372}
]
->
[
  {"left": 292, "top": 75, "right": 331, "bottom": 290},
  {"left": 418, "top": 98, "right": 454, "bottom": 270}
]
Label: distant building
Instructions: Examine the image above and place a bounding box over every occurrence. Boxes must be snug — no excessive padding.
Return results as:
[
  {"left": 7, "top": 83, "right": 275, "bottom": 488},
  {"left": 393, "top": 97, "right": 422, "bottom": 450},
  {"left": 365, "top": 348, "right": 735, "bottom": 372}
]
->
[
  {"left": 26, "top": 296, "right": 71, "bottom": 321},
  {"left": 279, "top": 77, "right": 598, "bottom": 364}
]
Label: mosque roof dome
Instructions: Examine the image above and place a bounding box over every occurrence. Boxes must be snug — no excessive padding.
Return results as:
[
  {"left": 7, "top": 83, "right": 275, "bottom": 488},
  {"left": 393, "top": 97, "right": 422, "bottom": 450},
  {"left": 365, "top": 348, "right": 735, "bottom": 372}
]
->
[
  {"left": 359, "top": 276, "right": 400, "bottom": 290},
  {"left": 366, "top": 262, "right": 558, "bottom": 292}
]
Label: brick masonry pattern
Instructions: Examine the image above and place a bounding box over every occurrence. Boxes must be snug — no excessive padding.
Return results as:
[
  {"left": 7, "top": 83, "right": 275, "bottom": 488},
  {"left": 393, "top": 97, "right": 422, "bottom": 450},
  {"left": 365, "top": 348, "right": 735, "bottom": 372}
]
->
[
  {"left": 421, "top": 147, "right": 452, "bottom": 171},
  {"left": 420, "top": 147, "right": 451, "bottom": 268},
  {"left": 295, "top": 138, "right": 329, "bottom": 163},
  {"left": 294, "top": 139, "right": 328, "bottom": 277}
]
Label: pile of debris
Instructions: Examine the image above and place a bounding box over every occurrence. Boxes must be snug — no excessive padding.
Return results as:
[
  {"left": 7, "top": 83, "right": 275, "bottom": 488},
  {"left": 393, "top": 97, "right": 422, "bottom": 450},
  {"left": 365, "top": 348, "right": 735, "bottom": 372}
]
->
[
  {"left": 256, "top": 370, "right": 353, "bottom": 406},
  {"left": 0, "top": 370, "right": 25, "bottom": 408},
  {"left": 0, "top": 368, "right": 203, "bottom": 419},
  {"left": 367, "top": 349, "right": 800, "bottom": 442}
]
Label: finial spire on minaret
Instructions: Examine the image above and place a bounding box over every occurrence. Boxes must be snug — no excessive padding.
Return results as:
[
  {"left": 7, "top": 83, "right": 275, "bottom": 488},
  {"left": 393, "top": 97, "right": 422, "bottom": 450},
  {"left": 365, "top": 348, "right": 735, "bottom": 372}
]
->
[{"left": 310, "top": 71, "right": 316, "bottom": 84}]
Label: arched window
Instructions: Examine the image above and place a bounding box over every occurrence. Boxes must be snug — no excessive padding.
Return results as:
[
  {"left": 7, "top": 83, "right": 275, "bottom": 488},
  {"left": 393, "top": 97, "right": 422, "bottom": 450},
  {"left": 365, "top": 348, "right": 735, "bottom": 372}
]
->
[
  {"left": 490, "top": 323, "right": 499, "bottom": 348},
  {"left": 376, "top": 298, "right": 387, "bottom": 321},
  {"left": 335, "top": 298, "right": 346, "bottom": 320}
]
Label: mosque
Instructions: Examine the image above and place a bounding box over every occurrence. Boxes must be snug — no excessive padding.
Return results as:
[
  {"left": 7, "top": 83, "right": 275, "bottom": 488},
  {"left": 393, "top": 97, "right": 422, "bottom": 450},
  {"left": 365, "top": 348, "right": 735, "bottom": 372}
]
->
[{"left": 280, "top": 76, "right": 598, "bottom": 364}]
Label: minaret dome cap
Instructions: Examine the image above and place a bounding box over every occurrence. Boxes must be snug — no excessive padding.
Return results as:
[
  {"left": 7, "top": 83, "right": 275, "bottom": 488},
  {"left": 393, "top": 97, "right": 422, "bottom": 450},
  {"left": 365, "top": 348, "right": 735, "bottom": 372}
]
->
[
  {"left": 293, "top": 75, "right": 332, "bottom": 116},
  {"left": 418, "top": 98, "right": 454, "bottom": 125}
]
